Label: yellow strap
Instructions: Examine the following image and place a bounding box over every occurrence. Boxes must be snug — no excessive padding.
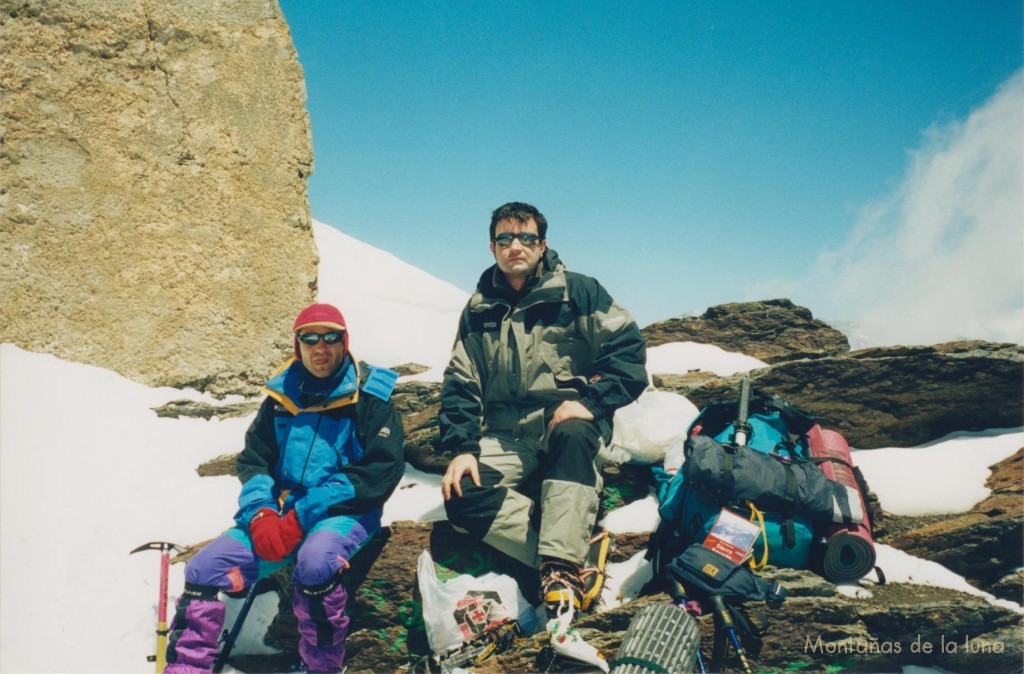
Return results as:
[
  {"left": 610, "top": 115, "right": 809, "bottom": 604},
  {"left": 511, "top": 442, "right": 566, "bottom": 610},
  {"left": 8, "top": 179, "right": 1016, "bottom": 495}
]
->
[
  {"left": 746, "top": 501, "right": 769, "bottom": 571},
  {"left": 580, "top": 530, "right": 611, "bottom": 612}
]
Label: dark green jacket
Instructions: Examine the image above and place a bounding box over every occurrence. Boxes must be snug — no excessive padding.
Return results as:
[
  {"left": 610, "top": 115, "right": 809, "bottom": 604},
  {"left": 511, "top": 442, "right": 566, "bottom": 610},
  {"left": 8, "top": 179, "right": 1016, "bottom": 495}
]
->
[{"left": 439, "top": 249, "right": 648, "bottom": 455}]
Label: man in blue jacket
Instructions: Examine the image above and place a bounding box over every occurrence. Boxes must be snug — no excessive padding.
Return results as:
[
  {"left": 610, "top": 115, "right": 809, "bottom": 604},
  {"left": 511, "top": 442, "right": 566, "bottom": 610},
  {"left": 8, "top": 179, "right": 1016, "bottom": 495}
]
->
[{"left": 165, "top": 303, "right": 405, "bottom": 674}]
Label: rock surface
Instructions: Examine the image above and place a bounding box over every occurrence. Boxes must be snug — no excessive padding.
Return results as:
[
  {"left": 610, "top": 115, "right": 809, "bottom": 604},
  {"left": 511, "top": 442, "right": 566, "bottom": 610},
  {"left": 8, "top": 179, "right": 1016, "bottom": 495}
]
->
[
  {"left": 888, "top": 449, "right": 1023, "bottom": 599},
  {"left": 392, "top": 381, "right": 449, "bottom": 472},
  {"left": 662, "top": 341, "right": 1024, "bottom": 449},
  {"left": 0, "top": 0, "right": 317, "bottom": 395},
  {"left": 642, "top": 299, "right": 851, "bottom": 363}
]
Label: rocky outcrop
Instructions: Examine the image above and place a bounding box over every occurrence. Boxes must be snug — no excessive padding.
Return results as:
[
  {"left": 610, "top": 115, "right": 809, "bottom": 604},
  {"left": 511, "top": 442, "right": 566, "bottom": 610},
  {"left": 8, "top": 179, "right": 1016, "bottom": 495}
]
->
[
  {"left": 392, "top": 381, "right": 449, "bottom": 472},
  {"left": 663, "top": 341, "right": 1024, "bottom": 449},
  {"left": 1, "top": 0, "right": 317, "bottom": 396},
  {"left": 643, "top": 299, "right": 851, "bottom": 363},
  {"left": 645, "top": 300, "right": 1022, "bottom": 450},
  {"left": 887, "top": 449, "right": 1023, "bottom": 600},
  {"left": 153, "top": 399, "right": 260, "bottom": 420}
]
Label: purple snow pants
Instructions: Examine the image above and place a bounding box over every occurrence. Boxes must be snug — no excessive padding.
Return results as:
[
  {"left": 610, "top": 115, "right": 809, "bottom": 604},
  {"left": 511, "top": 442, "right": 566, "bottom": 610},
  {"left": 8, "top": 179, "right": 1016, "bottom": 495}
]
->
[{"left": 164, "top": 512, "right": 376, "bottom": 673}]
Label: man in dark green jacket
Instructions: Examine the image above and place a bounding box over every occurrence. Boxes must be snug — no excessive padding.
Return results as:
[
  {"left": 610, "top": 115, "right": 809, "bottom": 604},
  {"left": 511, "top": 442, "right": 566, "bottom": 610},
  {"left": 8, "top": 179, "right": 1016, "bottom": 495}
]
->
[{"left": 440, "top": 202, "right": 648, "bottom": 618}]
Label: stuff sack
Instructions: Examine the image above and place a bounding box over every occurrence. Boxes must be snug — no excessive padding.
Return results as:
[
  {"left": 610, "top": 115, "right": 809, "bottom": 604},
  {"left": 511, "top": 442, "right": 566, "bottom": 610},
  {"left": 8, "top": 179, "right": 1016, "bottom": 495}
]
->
[
  {"left": 684, "top": 435, "right": 865, "bottom": 525},
  {"left": 607, "top": 388, "right": 699, "bottom": 465}
]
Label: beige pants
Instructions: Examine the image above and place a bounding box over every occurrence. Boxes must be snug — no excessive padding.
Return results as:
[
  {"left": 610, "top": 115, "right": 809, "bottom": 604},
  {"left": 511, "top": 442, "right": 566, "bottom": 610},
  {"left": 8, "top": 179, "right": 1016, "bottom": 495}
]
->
[{"left": 445, "top": 419, "right": 604, "bottom": 569}]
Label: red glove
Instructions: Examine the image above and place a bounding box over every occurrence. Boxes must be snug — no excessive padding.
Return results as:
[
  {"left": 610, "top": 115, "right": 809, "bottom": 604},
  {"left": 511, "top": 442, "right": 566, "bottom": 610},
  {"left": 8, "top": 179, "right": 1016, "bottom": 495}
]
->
[
  {"left": 279, "top": 509, "right": 304, "bottom": 555},
  {"left": 250, "top": 508, "right": 304, "bottom": 562}
]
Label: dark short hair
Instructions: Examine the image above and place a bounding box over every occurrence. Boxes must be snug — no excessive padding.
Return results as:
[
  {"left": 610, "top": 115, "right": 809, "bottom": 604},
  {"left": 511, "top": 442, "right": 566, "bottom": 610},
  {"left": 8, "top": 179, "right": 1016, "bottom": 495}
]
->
[{"left": 489, "top": 202, "right": 548, "bottom": 241}]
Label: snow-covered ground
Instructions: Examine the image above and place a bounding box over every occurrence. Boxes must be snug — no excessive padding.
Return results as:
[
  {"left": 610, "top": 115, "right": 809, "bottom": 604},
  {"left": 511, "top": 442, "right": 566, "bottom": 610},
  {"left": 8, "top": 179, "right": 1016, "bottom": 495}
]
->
[{"left": 1, "top": 221, "right": 1020, "bottom": 673}]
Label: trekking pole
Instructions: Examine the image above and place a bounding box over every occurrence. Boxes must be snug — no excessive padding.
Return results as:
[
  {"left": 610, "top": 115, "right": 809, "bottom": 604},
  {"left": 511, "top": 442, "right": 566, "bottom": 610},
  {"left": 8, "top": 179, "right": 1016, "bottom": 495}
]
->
[
  {"left": 709, "top": 595, "right": 753, "bottom": 674},
  {"left": 668, "top": 578, "right": 707, "bottom": 674},
  {"left": 130, "top": 541, "right": 185, "bottom": 673},
  {"left": 212, "top": 577, "right": 266, "bottom": 674}
]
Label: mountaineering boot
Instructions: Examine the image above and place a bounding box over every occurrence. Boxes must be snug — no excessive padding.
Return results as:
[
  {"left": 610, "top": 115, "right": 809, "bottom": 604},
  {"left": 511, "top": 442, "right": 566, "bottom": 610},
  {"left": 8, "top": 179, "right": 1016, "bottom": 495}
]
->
[
  {"left": 293, "top": 577, "right": 350, "bottom": 673},
  {"left": 540, "top": 558, "right": 586, "bottom": 616},
  {"left": 164, "top": 584, "right": 225, "bottom": 673}
]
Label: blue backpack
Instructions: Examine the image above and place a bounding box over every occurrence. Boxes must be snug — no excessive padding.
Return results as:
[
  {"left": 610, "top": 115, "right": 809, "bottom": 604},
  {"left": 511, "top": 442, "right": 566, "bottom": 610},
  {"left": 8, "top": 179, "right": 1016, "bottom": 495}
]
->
[{"left": 654, "top": 390, "right": 821, "bottom": 569}]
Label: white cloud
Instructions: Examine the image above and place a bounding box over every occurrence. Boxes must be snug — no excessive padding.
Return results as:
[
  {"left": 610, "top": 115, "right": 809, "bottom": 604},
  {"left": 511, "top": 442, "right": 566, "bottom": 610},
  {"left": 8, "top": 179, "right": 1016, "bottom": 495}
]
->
[{"left": 783, "top": 70, "right": 1024, "bottom": 347}]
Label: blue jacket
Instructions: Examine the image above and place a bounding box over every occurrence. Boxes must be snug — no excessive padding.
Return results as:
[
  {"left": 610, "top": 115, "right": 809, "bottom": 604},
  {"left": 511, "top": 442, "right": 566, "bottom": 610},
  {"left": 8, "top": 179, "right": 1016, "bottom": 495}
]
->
[{"left": 233, "top": 355, "right": 405, "bottom": 531}]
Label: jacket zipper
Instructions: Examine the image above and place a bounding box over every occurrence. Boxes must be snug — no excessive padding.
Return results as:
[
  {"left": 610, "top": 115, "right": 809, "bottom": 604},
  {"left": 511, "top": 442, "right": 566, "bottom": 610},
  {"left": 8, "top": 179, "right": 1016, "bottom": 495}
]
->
[{"left": 297, "top": 414, "right": 323, "bottom": 488}]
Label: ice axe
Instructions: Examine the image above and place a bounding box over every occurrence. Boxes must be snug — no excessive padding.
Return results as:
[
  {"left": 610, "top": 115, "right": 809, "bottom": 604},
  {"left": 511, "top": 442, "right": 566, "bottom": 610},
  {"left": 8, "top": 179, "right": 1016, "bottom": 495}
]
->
[{"left": 131, "top": 541, "right": 185, "bottom": 673}]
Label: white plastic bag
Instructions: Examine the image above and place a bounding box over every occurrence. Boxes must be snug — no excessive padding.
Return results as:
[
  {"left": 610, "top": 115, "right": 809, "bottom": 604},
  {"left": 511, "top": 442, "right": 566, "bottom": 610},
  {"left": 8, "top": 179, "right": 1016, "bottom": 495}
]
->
[
  {"left": 417, "top": 550, "right": 537, "bottom": 654},
  {"left": 609, "top": 389, "right": 698, "bottom": 464}
]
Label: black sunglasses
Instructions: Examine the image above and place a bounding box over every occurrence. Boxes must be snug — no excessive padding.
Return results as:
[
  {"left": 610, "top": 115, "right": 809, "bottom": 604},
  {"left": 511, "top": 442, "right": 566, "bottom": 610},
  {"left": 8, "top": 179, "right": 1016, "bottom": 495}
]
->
[
  {"left": 297, "top": 331, "right": 345, "bottom": 346},
  {"left": 492, "top": 232, "right": 541, "bottom": 247}
]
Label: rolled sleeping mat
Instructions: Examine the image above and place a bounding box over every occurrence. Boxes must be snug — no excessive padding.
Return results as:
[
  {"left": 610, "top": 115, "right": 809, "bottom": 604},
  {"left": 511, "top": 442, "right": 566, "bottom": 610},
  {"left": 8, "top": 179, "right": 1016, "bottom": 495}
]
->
[
  {"left": 822, "top": 524, "right": 876, "bottom": 584},
  {"left": 807, "top": 426, "right": 877, "bottom": 583},
  {"left": 610, "top": 603, "right": 701, "bottom": 674}
]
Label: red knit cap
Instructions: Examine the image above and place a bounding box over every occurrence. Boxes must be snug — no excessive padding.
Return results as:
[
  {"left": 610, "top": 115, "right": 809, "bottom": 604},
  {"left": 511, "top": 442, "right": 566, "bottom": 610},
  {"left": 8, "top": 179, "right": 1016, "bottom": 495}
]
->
[{"left": 292, "top": 303, "right": 349, "bottom": 357}]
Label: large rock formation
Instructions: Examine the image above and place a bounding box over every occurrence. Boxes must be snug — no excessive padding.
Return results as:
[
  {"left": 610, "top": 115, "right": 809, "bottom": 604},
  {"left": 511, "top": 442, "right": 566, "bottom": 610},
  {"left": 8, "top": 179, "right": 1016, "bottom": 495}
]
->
[
  {"left": 643, "top": 299, "right": 851, "bottom": 363},
  {"left": 1, "top": 0, "right": 317, "bottom": 395},
  {"left": 664, "top": 341, "right": 1024, "bottom": 449}
]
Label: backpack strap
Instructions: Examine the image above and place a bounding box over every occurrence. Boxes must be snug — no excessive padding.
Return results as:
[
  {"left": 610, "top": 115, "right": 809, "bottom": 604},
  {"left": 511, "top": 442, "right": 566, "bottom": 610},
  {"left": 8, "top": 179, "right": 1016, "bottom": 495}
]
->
[
  {"left": 780, "top": 462, "right": 799, "bottom": 549},
  {"left": 854, "top": 464, "right": 884, "bottom": 537},
  {"left": 811, "top": 455, "right": 856, "bottom": 471},
  {"left": 763, "top": 393, "right": 819, "bottom": 435},
  {"left": 779, "top": 517, "right": 796, "bottom": 549},
  {"left": 721, "top": 445, "right": 736, "bottom": 500},
  {"left": 745, "top": 502, "right": 769, "bottom": 570}
]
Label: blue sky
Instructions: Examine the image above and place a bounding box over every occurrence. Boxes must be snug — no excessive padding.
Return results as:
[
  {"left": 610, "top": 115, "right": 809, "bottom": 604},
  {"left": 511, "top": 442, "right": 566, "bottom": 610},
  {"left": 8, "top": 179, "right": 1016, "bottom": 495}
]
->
[{"left": 278, "top": 1, "right": 1022, "bottom": 345}]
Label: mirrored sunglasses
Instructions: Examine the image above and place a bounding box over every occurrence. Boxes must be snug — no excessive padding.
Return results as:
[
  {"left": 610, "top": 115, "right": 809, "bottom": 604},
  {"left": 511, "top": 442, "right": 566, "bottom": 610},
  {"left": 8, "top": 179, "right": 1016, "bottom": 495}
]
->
[
  {"left": 297, "top": 331, "right": 345, "bottom": 346},
  {"left": 492, "top": 232, "right": 541, "bottom": 247}
]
